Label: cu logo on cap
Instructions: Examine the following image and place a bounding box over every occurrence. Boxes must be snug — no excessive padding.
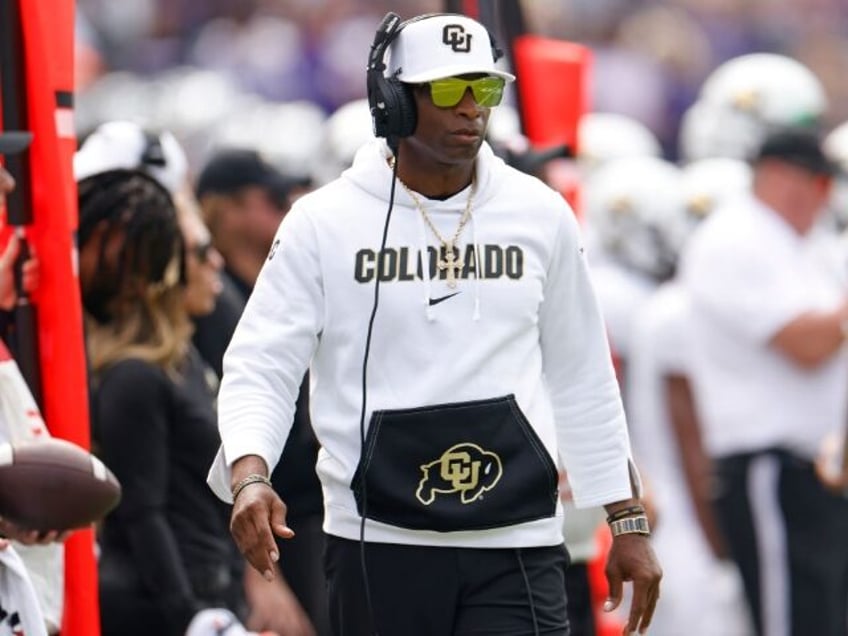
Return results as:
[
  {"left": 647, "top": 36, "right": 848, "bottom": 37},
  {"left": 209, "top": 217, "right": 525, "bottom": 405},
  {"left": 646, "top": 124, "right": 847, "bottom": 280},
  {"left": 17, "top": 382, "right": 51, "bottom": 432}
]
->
[{"left": 442, "top": 24, "right": 472, "bottom": 53}]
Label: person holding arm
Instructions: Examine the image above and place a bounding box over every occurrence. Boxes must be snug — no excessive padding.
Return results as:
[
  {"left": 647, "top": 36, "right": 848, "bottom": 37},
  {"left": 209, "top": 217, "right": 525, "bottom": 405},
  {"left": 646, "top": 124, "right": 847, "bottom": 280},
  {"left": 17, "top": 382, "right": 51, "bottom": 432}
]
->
[
  {"left": 682, "top": 129, "right": 848, "bottom": 636},
  {"left": 0, "top": 138, "right": 67, "bottom": 636}
]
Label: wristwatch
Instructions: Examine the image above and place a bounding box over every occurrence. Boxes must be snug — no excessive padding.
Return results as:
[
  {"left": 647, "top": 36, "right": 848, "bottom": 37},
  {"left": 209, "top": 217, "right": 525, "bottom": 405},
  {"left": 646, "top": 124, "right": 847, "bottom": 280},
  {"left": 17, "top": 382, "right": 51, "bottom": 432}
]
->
[{"left": 609, "top": 514, "right": 651, "bottom": 537}]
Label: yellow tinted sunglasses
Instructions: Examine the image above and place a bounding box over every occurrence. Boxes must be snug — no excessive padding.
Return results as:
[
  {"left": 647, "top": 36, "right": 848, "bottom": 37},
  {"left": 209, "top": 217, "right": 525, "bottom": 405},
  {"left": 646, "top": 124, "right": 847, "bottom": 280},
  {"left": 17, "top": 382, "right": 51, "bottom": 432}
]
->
[{"left": 428, "top": 76, "right": 506, "bottom": 108}]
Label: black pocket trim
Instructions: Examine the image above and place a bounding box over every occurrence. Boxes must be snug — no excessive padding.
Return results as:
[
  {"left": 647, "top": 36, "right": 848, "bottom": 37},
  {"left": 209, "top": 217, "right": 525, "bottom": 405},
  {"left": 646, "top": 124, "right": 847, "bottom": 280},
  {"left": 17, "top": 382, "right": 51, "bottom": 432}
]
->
[{"left": 351, "top": 394, "right": 558, "bottom": 532}]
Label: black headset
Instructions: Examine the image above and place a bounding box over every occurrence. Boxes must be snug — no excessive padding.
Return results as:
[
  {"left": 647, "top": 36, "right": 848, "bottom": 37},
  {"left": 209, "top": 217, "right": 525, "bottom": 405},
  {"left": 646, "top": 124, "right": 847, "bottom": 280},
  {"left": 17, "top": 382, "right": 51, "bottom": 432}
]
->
[{"left": 366, "top": 12, "right": 504, "bottom": 151}]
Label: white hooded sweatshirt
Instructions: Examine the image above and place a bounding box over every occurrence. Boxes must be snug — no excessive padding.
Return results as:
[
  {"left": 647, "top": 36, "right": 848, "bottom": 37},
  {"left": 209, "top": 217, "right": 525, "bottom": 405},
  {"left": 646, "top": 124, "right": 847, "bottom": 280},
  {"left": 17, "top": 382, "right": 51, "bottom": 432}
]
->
[{"left": 208, "top": 139, "right": 637, "bottom": 548}]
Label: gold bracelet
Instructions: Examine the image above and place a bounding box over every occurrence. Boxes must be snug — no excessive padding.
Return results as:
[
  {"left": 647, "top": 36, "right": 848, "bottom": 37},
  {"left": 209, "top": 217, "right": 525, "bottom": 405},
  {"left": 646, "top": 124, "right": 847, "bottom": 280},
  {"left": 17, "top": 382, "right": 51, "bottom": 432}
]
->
[
  {"left": 232, "top": 473, "right": 273, "bottom": 502},
  {"left": 609, "top": 514, "right": 651, "bottom": 537},
  {"left": 606, "top": 504, "right": 646, "bottom": 524}
]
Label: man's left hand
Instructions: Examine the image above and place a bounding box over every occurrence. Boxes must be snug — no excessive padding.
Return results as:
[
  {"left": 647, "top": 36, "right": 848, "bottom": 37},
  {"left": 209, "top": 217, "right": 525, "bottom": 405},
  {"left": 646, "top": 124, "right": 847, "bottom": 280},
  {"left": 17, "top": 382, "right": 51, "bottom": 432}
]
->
[{"left": 603, "top": 533, "right": 662, "bottom": 635}]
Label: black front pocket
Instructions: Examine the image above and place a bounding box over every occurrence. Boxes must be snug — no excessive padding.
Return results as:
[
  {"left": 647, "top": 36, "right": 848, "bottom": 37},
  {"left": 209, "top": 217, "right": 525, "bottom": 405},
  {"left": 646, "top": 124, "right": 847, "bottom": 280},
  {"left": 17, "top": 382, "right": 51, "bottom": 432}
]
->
[{"left": 350, "top": 394, "right": 558, "bottom": 532}]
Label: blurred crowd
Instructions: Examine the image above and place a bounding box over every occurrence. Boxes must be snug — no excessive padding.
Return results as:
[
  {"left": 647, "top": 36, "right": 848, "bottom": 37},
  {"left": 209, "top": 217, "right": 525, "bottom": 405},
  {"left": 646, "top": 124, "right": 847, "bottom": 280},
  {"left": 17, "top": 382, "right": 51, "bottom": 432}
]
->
[{"left": 74, "top": 0, "right": 848, "bottom": 173}]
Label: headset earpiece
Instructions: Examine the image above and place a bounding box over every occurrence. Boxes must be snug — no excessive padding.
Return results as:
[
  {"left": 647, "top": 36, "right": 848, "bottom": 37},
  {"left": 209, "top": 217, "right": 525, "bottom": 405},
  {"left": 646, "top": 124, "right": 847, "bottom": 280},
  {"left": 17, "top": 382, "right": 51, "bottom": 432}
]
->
[
  {"left": 367, "top": 12, "right": 417, "bottom": 149},
  {"left": 376, "top": 78, "right": 417, "bottom": 147}
]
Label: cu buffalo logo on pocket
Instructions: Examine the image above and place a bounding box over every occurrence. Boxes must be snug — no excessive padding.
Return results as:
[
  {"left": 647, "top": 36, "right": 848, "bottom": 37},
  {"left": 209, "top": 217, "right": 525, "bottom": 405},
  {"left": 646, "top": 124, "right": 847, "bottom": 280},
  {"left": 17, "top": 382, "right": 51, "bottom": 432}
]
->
[{"left": 416, "top": 443, "right": 502, "bottom": 505}]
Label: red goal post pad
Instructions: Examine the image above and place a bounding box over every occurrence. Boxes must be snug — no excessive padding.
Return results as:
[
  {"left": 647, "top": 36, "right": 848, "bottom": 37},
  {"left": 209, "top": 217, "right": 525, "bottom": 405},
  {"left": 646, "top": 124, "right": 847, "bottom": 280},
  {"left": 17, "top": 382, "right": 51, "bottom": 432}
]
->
[
  {"left": 16, "top": 0, "right": 100, "bottom": 633},
  {"left": 511, "top": 35, "right": 591, "bottom": 215},
  {"left": 512, "top": 35, "right": 591, "bottom": 151}
]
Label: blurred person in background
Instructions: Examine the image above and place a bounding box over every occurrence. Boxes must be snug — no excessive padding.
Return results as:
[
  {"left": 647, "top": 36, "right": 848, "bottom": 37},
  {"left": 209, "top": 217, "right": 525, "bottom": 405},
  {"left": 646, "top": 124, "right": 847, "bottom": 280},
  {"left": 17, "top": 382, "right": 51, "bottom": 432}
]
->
[
  {"left": 580, "top": 154, "right": 682, "bottom": 632},
  {"left": 194, "top": 149, "right": 328, "bottom": 636},
  {"left": 575, "top": 112, "right": 663, "bottom": 272},
  {"left": 174, "top": 189, "right": 225, "bottom": 318},
  {"left": 75, "top": 121, "right": 317, "bottom": 635},
  {"left": 76, "top": 164, "right": 271, "bottom": 636},
  {"left": 174, "top": 188, "right": 316, "bottom": 636},
  {"left": 582, "top": 154, "right": 685, "bottom": 382},
  {"left": 626, "top": 157, "right": 753, "bottom": 636},
  {"left": 193, "top": 148, "right": 311, "bottom": 377},
  {"left": 0, "top": 139, "right": 68, "bottom": 636},
  {"left": 681, "top": 128, "right": 848, "bottom": 636}
]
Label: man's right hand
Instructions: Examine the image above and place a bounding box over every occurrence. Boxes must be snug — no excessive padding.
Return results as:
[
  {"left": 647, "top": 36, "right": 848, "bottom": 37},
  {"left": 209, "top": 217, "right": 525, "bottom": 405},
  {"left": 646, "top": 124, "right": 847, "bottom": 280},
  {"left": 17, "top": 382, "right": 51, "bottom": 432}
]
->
[
  {"left": 0, "top": 517, "right": 71, "bottom": 549},
  {"left": 815, "top": 432, "right": 848, "bottom": 495},
  {"left": 229, "top": 455, "right": 295, "bottom": 581}
]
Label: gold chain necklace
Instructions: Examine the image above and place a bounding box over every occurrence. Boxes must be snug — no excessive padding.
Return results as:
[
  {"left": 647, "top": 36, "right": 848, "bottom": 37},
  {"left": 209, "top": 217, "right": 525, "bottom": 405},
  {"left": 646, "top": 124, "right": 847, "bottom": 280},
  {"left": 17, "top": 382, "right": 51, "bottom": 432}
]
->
[{"left": 390, "top": 158, "right": 476, "bottom": 288}]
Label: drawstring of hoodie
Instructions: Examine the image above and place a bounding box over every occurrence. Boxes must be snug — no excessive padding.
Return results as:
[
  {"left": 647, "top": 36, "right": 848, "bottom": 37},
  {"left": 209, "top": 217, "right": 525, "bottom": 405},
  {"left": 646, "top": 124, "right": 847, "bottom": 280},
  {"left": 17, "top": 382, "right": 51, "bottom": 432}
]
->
[
  {"left": 413, "top": 204, "right": 436, "bottom": 321},
  {"left": 470, "top": 210, "right": 481, "bottom": 321}
]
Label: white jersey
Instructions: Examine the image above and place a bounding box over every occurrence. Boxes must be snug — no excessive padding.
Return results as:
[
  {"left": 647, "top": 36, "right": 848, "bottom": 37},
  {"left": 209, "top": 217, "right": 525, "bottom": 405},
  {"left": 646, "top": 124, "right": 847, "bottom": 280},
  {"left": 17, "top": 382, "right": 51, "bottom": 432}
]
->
[
  {"left": 628, "top": 282, "right": 751, "bottom": 635},
  {"left": 682, "top": 192, "right": 848, "bottom": 459},
  {"left": 209, "top": 139, "right": 638, "bottom": 548},
  {"left": 0, "top": 346, "right": 59, "bottom": 635},
  {"left": 627, "top": 281, "right": 692, "bottom": 510},
  {"left": 565, "top": 252, "right": 657, "bottom": 559},
  {"left": 589, "top": 259, "right": 657, "bottom": 365}
]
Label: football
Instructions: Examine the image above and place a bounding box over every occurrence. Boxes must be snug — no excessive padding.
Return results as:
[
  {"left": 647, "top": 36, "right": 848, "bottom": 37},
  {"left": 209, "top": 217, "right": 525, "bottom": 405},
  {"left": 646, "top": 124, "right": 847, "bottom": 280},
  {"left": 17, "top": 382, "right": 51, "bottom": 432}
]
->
[{"left": 0, "top": 437, "right": 121, "bottom": 531}]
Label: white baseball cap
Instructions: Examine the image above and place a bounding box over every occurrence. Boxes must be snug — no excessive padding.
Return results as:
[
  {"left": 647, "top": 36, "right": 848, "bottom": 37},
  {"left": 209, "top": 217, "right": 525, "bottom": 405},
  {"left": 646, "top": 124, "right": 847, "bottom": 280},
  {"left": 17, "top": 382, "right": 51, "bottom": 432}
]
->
[
  {"left": 74, "top": 120, "right": 188, "bottom": 193},
  {"left": 387, "top": 14, "right": 515, "bottom": 84}
]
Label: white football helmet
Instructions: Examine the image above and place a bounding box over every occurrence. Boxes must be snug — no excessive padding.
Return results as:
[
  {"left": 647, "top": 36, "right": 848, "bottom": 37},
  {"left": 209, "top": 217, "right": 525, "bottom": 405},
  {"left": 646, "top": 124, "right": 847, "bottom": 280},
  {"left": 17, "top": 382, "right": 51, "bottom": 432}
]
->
[
  {"left": 823, "top": 121, "right": 848, "bottom": 232},
  {"left": 315, "top": 98, "right": 375, "bottom": 184},
  {"left": 679, "top": 53, "right": 827, "bottom": 162},
  {"left": 584, "top": 155, "right": 685, "bottom": 279},
  {"left": 578, "top": 112, "right": 662, "bottom": 173},
  {"left": 672, "top": 157, "right": 752, "bottom": 254}
]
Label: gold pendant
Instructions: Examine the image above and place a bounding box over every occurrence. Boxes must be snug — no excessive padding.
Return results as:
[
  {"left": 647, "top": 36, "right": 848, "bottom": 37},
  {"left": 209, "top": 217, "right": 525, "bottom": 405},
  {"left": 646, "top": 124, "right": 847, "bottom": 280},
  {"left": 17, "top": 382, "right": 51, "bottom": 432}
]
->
[{"left": 438, "top": 243, "right": 462, "bottom": 288}]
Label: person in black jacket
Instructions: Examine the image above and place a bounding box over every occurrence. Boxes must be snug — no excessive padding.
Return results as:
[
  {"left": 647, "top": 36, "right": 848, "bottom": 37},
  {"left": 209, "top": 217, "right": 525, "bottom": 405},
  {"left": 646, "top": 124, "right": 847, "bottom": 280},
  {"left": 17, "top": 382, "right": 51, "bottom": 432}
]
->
[
  {"left": 194, "top": 149, "right": 328, "bottom": 636},
  {"left": 77, "top": 169, "right": 250, "bottom": 635}
]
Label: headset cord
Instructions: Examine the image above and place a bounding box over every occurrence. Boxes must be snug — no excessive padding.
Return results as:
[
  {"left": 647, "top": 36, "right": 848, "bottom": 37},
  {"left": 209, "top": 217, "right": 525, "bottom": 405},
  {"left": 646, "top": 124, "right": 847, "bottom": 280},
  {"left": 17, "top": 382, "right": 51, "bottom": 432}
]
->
[
  {"left": 358, "top": 146, "right": 401, "bottom": 636},
  {"left": 516, "top": 548, "right": 541, "bottom": 636}
]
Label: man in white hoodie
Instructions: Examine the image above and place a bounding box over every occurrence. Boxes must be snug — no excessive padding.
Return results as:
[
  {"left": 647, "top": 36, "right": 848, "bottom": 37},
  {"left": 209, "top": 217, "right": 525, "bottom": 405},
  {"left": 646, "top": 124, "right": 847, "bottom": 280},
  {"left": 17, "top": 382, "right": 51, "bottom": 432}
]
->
[{"left": 209, "top": 12, "right": 661, "bottom": 636}]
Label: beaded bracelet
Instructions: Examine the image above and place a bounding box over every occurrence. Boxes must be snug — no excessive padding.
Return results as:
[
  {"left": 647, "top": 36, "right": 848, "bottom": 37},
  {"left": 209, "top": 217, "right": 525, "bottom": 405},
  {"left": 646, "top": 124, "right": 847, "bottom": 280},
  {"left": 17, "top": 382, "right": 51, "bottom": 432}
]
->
[
  {"left": 232, "top": 473, "right": 273, "bottom": 502},
  {"left": 606, "top": 504, "right": 646, "bottom": 524}
]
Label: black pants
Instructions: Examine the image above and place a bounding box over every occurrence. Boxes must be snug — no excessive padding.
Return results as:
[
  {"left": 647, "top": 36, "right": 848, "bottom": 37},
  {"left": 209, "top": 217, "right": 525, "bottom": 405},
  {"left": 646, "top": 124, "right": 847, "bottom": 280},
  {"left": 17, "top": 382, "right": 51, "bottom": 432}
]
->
[
  {"left": 324, "top": 536, "right": 570, "bottom": 636},
  {"left": 713, "top": 448, "right": 848, "bottom": 636}
]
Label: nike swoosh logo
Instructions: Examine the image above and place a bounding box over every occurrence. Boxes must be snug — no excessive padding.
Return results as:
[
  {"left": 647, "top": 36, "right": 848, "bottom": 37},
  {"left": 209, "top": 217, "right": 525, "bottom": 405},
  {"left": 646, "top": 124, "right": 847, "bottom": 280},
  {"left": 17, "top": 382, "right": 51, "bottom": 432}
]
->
[{"left": 428, "top": 292, "right": 461, "bottom": 306}]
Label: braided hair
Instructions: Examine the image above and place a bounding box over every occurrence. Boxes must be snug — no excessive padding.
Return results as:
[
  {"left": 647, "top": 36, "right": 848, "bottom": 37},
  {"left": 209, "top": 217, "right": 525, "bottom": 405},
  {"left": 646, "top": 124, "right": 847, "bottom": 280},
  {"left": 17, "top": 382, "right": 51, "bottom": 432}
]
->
[{"left": 78, "top": 170, "right": 191, "bottom": 373}]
